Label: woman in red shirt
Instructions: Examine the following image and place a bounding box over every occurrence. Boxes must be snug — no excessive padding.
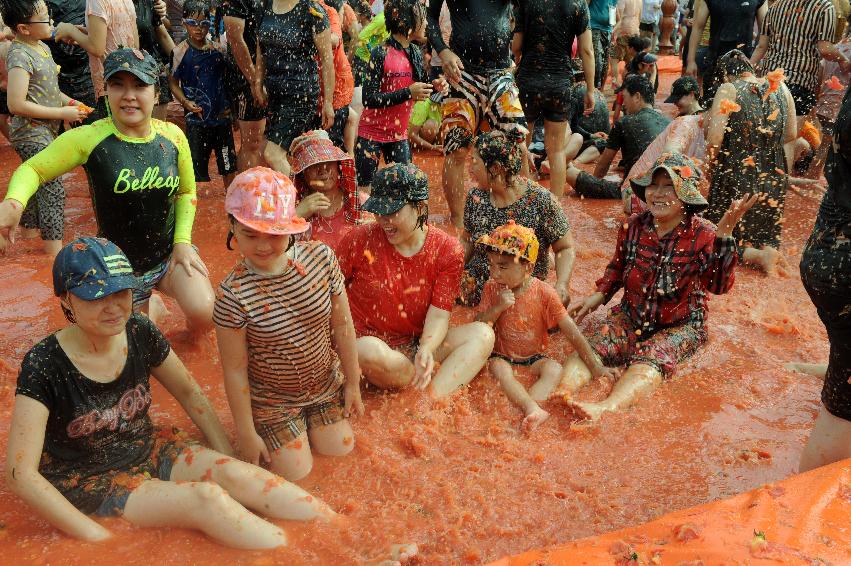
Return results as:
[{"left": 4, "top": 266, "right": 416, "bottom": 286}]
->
[
  {"left": 337, "top": 163, "right": 495, "bottom": 398},
  {"left": 563, "top": 153, "right": 757, "bottom": 422}
]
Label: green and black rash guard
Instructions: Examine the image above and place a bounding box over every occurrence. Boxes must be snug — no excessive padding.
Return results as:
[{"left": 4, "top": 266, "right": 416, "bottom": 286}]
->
[{"left": 7, "top": 118, "right": 197, "bottom": 273}]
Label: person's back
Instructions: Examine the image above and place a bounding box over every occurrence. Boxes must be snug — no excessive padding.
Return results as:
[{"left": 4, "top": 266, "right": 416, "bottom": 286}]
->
[
  {"left": 85, "top": 0, "right": 138, "bottom": 101},
  {"left": 440, "top": 0, "right": 514, "bottom": 72},
  {"left": 612, "top": 106, "right": 670, "bottom": 175},
  {"left": 618, "top": 0, "right": 642, "bottom": 36},
  {"left": 704, "top": 0, "right": 764, "bottom": 56},
  {"left": 570, "top": 84, "right": 610, "bottom": 138}
]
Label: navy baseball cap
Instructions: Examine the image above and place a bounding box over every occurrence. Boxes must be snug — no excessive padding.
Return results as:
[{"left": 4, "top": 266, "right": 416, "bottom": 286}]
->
[
  {"left": 53, "top": 237, "right": 138, "bottom": 300},
  {"left": 103, "top": 48, "right": 159, "bottom": 85}
]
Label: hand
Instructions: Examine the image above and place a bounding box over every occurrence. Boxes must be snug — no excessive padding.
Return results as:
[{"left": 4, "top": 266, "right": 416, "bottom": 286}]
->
[
  {"left": 408, "top": 82, "right": 433, "bottom": 102},
  {"left": 321, "top": 101, "right": 335, "bottom": 130},
  {"left": 440, "top": 49, "right": 464, "bottom": 84},
  {"left": 169, "top": 242, "right": 209, "bottom": 277},
  {"left": 344, "top": 381, "right": 364, "bottom": 417},
  {"left": 497, "top": 288, "right": 515, "bottom": 309},
  {"left": 685, "top": 60, "right": 698, "bottom": 78},
  {"left": 184, "top": 100, "right": 203, "bottom": 115},
  {"left": 58, "top": 105, "right": 88, "bottom": 122},
  {"left": 428, "top": 143, "right": 444, "bottom": 153},
  {"left": 237, "top": 428, "right": 270, "bottom": 465},
  {"left": 250, "top": 79, "right": 268, "bottom": 108},
  {"left": 584, "top": 88, "right": 595, "bottom": 116},
  {"left": 431, "top": 77, "right": 448, "bottom": 95},
  {"left": 554, "top": 281, "right": 571, "bottom": 306},
  {"left": 53, "top": 22, "right": 78, "bottom": 44},
  {"left": 622, "top": 188, "right": 634, "bottom": 215},
  {"left": 153, "top": 0, "right": 168, "bottom": 20},
  {"left": 715, "top": 193, "right": 760, "bottom": 239},
  {"left": 591, "top": 364, "right": 621, "bottom": 381},
  {"left": 412, "top": 346, "right": 435, "bottom": 390},
  {"left": 592, "top": 131, "right": 608, "bottom": 140},
  {"left": 0, "top": 199, "right": 24, "bottom": 254},
  {"left": 569, "top": 292, "right": 605, "bottom": 324},
  {"left": 295, "top": 192, "right": 331, "bottom": 218}
]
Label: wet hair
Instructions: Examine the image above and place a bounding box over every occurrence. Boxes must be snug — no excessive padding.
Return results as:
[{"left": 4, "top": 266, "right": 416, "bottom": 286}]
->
[
  {"left": 413, "top": 200, "right": 429, "bottom": 230},
  {"left": 325, "top": 0, "right": 345, "bottom": 12},
  {"left": 350, "top": 0, "right": 372, "bottom": 19},
  {"left": 384, "top": 0, "right": 426, "bottom": 37},
  {"left": 60, "top": 294, "right": 76, "bottom": 324},
  {"left": 183, "top": 0, "right": 211, "bottom": 18},
  {"left": 0, "top": 0, "right": 41, "bottom": 29},
  {"left": 474, "top": 129, "right": 526, "bottom": 180},
  {"left": 627, "top": 35, "right": 651, "bottom": 52},
  {"left": 717, "top": 49, "right": 755, "bottom": 78},
  {"left": 623, "top": 74, "right": 655, "bottom": 105}
]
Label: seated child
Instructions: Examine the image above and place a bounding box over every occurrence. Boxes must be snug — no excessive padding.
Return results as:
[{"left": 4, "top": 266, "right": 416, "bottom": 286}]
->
[
  {"left": 475, "top": 222, "right": 616, "bottom": 433},
  {"left": 214, "top": 167, "right": 364, "bottom": 482},
  {"left": 169, "top": 0, "right": 237, "bottom": 187},
  {"left": 407, "top": 97, "right": 442, "bottom": 151}
]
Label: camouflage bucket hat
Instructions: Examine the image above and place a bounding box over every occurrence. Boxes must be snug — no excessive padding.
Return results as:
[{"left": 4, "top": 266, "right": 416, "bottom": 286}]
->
[{"left": 629, "top": 153, "right": 708, "bottom": 209}]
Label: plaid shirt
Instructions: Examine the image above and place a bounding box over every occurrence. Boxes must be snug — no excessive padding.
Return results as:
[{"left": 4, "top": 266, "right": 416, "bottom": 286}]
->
[{"left": 596, "top": 211, "right": 738, "bottom": 332}]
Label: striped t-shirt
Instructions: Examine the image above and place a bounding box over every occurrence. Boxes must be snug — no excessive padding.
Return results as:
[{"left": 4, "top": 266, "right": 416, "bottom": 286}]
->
[
  {"left": 213, "top": 241, "right": 345, "bottom": 422},
  {"left": 760, "top": 0, "right": 836, "bottom": 92}
]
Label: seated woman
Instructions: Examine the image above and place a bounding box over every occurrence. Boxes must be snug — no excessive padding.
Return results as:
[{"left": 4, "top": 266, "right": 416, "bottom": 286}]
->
[
  {"left": 336, "top": 163, "right": 495, "bottom": 398},
  {"left": 4, "top": 238, "right": 335, "bottom": 549},
  {"left": 561, "top": 153, "right": 758, "bottom": 421},
  {"left": 290, "top": 130, "right": 366, "bottom": 253},
  {"left": 461, "top": 129, "right": 575, "bottom": 307}
]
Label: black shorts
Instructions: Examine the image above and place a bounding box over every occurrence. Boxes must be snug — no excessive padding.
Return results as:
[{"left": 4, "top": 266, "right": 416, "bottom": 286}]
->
[
  {"left": 581, "top": 135, "right": 608, "bottom": 154},
  {"left": 639, "top": 21, "right": 655, "bottom": 32},
  {"left": 225, "top": 62, "right": 266, "bottom": 122},
  {"left": 265, "top": 95, "right": 320, "bottom": 150},
  {"left": 327, "top": 105, "right": 350, "bottom": 149},
  {"left": 186, "top": 122, "right": 238, "bottom": 181},
  {"left": 490, "top": 353, "right": 547, "bottom": 366},
  {"left": 787, "top": 83, "right": 817, "bottom": 116},
  {"left": 355, "top": 137, "right": 411, "bottom": 187},
  {"left": 574, "top": 171, "right": 622, "bottom": 199},
  {"left": 0, "top": 89, "right": 8, "bottom": 115},
  {"left": 519, "top": 85, "right": 573, "bottom": 123}
]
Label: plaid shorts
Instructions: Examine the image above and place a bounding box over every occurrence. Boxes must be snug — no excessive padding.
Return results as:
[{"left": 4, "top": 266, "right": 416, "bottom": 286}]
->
[
  {"left": 441, "top": 68, "right": 528, "bottom": 153},
  {"left": 132, "top": 257, "right": 171, "bottom": 309},
  {"left": 587, "top": 307, "right": 707, "bottom": 378},
  {"left": 255, "top": 388, "right": 346, "bottom": 451}
]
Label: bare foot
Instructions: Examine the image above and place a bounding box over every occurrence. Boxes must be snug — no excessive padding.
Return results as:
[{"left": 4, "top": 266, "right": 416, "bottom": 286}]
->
[
  {"left": 564, "top": 401, "right": 605, "bottom": 423},
  {"left": 21, "top": 227, "right": 39, "bottom": 239},
  {"left": 522, "top": 406, "right": 550, "bottom": 434},
  {"left": 746, "top": 246, "right": 790, "bottom": 277},
  {"left": 784, "top": 362, "right": 827, "bottom": 379},
  {"left": 367, "top": 543, "right": 419, "bottom": 565}
]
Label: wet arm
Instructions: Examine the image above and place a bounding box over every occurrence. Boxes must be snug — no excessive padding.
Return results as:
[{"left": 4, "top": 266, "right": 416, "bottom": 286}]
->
[
  {"left": 593, "top": 148, "right": 617, "bottom": 178},
  {"left": 223, "top": 16, "right": 257, "bottom": 83},
  {"left": 216, "top": 325, "right": 257, "bottom": 441},
  {"left": 7, "top": 68, "right": 69, "bottom": 120},
  {"left": 6, "top": 396, "right": 111, "bottom": 542},
  {"left": 781, "top": 84, "right": 798, "bottom": 170},
  {"left": 409, "top": 124, "right": 438, "bottom": 150},
  {"left": 427, "top": 0, "right": 449, "bottom": 55},
  {"left": 700, "top": 236, "right": 738, "bottom": 294},
  {"left": 330, "top": 290, "right": 362, "bottom": 391},
  {"left": 418, "top": 305, "right": 451, "bottom": 355},
  {"left": 151, "top": 351, "right": 233, "bottom": 455},
  {"left": 704, "top": 83, "right": 736, "bottom": 160},
  {"left": 315, "top": 28, "right": 336, "bottom": 106},
  {"left": 74, "top": 15, "right": 108, "bottom": 57},
  {"left": 578, "top": 29, "right": 595, "bottom": 92},
  {"left": 686, "top": 0, "right": 707, "bottom": 69},
  {"left": 553, "top": 230, "right": 576, "bottom": 293},
  {"left": 155, "top": 23, "right": 175, "bottom": 59},
  {"left": 750, "top": 34, "right": 768, "bottom": 67},
  {"left": 558, "top": 314, "right": 604, "bottom": 374}
]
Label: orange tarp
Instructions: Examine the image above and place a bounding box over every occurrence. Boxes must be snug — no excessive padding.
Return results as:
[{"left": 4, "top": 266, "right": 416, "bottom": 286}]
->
[{"left": 490, "top": 459, "right": 851, "bottom": 565}]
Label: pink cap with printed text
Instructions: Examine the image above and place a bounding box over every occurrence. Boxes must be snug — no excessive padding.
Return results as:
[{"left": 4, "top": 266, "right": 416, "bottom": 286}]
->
[{"left": 224, "top": 167, "right": 310, "bottom": 235}]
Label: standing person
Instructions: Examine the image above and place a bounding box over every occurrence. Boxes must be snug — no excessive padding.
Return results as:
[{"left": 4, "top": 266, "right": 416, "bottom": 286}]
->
[
  {"left": 53, "top": 0, "right": 139, "bottom": 121},
  {"left": 316, "top": 0, "right": 354, "bottom": 152},
  {"left": 254, "top": 0, "right": 335, "bottom": 176},
  {"left": 166, "top": 0, "right": 187, "bottom": 42},
  {"left": 461, "top": 130, "right": 576, "bottom": 307},
  {"left": 135, "top": 0, "right": 176, "bottom": 121},
  {"left": 170, "top": 0, "right": 238, "bottom": 187},
  {"left": 514, "top": 0, "right": 596, "bottom": 197},
  {"left": 590, "top": 0, "right": 619, "bottom": 89},
  {"left": 336, "top": 163, "right": 496, "bottom": 398},
  {"left": 639, "top": 0, "right": 662, "bottom": 52},
  {"left": 427, "top": 0, "right": 529, "bottom": 229},
  {"left": 215, "top": 167, "right": 363, "bottom": 482},
  {"left": 751, "top": 0, "right": 846, "bottom": 127},
  {"left": 0, "top": 49, "right": 215, "bottom": 335},
  {"left": 356, "top": 0, "right": 431, "bottom": 190},
  {"left": 704, "top": 49, "right": 797, "bottom": 275},
  {"left": 221, "top": 0, "right": 266, "bottom": 171},
  {"left": 45, "top": 0, "right": 96, "bottom": 109},
  {"left": 2, "top": 0, "right": 90, "bottom": 258},
  {"left": 685, "top": 0, "right": 767, "bottom": 102},
  {"left": 798, "top": 86, "right": 851, "bottom": 472},
  {"left": 609, "top": 0, "right": 642, "bottom": 90}
]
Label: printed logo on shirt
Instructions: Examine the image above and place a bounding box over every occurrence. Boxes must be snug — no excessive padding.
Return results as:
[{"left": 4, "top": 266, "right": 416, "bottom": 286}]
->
[
  {"left": 66, "top": 384, "right": 152, "bottom": 438},
  {"left": 113, "top": 166, "right": 181, "bottom": 196}
]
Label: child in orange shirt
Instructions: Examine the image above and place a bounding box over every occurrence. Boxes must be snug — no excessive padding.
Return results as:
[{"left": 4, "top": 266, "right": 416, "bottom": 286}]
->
[{"left": 476, "top": 222, "right": 617, "bottom": 433}]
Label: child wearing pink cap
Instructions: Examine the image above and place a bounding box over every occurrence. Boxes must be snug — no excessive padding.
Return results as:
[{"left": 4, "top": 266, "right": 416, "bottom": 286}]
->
[{"left": 213, "top": 167, "right": 364, "bottom": 481}]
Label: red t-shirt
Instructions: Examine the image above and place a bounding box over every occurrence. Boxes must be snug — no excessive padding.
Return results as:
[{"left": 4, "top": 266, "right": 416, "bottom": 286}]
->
[
  {"left": 337, "top": 223, "right": 464, "bottom": 346},
  {"left": 317, "top": 0, "right": 354, "bottom": 109}
]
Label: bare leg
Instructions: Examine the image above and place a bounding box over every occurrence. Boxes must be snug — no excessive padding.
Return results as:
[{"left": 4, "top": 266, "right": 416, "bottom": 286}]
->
[
  {"left": 357, "top": 336, "right": 416, "bottom": 389},
  {"left": 157, "top": 264, "right": 215, "bottom": 334},
  {"left": 544, "top": 120, "right": 570, "bottom": 196},
  {"left": 44, "top": 239, "right": 62, "bottom": 258},
  {"left": 564, "top": 132, "right": 584, "bottom": 162},
  {"left": 443, "top": 147, "right": 469, "bottom": 229},
  {"left": 21, "top": 227, "right": 40, "bottom": 239},
  {"left": 171, "top": 444, "right": 334, "bottom": 521},
  {"left": 742, "top": 246, "right": 790, "bottom": 277},
  {"left": 799, "top": 405, "right": 851, "bottom": 472},
  {"left": 429, "top": 322, "right": 495, "bottom": 398},
  {"left": 263, "top": 141, "right": 291, "bottom": 176},
  {"left": 122, "top": 480, "right": 287, "bottom": 549},
  {"left": 308, "top": 418, "right": 355, "bottom": 457},
  {"left": 565, "top": 163, "right": 584, "bottom": 190},
  {"left": 489, "top": 357, "right": 550, "bottom": 433},
  {"left": 268, "top": 432, "right": 316, "bottom": 481},
  {"left": 566, "top": 363, "right": 662, "bottom": 422},
  {"left": 551, "top": 351, "right": 594, "bottom": 399},
  {"left": 344, "top": 107, "right": 360, "bottom": 155},
  {"left": 575, "top": 146, "right": 601, "bottom": 165},
  {"left": 237, "top": 119, "right": 266, "bottom": 171},
  {"left": 784, "top": 362, "right": 827, "bottom": 378},
  {"left": 528, "top": 358, "right": 564, "bottom": 401}
]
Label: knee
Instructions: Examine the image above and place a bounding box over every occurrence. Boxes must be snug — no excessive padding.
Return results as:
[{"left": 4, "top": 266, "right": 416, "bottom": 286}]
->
[
  {"left": 467, "top": 322, "right": 496, "bottom": 353},
  {"left": 191, "top": 482, "right": 231, "bottom": 512}
]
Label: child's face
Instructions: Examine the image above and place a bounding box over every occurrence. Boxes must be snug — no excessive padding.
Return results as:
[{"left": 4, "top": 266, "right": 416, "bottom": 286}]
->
[
  {"left": 303, "top": 161, "right": 341, "bottom": 196},
  {"left": 64, "top": 290, "right": 133, "bottom": 337},
  {"left": 106, "top": 72, "right": 156, "bottom": 128},
  {"left": 20, "top": 1, "right": 52, "bottom": 41},
  {"left": 487, "top": 252, "right": 531, "bottom": 290},
  {"left": 184, "top": 12, "right": 211, "bottom": 44},
  {"left": 232, "top": 221, "right": 291, "bottom": 271}
]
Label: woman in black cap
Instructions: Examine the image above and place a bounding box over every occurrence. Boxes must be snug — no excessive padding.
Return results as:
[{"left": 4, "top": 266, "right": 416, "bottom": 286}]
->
[{"left": 336, "top": 163, "right": 496, "bottom": 398}]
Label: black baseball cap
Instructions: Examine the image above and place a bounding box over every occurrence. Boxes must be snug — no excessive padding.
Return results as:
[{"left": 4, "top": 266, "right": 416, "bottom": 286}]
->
[
  {"left": 362, "top": 163, "right": 430, "bottom": 215},
  {"left": 664, "top": 76, "right": 700, "bottom": 104},
  {"left": 103, "top": 48, "right": 159, "bottom": 85},
  {"left": 53, "top": 237, "right": 138, "bottom": 300}
]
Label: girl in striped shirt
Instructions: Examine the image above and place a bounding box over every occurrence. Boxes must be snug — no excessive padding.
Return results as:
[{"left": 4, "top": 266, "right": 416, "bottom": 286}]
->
[{"left": 214, "top": 167, "right": 364, "bottom": 481}]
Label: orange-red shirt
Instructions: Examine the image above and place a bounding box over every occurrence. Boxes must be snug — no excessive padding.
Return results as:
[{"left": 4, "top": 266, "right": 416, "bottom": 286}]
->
[{"left": 317, "top": 0, "right": 354, "bottom": 109}]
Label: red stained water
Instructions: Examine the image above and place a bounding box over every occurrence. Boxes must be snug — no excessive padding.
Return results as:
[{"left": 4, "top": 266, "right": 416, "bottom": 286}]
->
[{"left": 0, "top": 61, "right": 831, "bottom": 564}]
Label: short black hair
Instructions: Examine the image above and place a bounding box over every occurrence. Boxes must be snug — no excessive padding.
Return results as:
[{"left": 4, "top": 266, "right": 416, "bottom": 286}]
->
[
  {"left": 384, "top": 0, "right": 425, "bottom": 37},
  {"left": 182, "top": 0, "right": 211, "bottom": 18},
  {"left": 0, "top": 0, "right": 41, "bottom": 29},
  {"left": 623, "top": 74, "right": 655, "bottom": 104},
  {"left": 627, "top": 35, "right": 651, "bottom": 52},
  {"left": 350, "top": 0, "right": 372, "bottom": 18}
]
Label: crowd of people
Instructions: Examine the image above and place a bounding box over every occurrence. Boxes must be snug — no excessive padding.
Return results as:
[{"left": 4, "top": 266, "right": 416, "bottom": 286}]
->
[{"left": 0, "top": 0, "right": 848, "bottom": 558}]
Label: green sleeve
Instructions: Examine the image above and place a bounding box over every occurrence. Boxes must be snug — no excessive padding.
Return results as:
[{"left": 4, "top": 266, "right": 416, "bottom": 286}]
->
[
  {"left": 355, "top": 12, "right": 387, "bottom": 62},
  {"left": 157, "top": 121, "right": 197, "bottom": 245},
  {"left": 5, "top": 124, "right": 102, "bottom": 205}
]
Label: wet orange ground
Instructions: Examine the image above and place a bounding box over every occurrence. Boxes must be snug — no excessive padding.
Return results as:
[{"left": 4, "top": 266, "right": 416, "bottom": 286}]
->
[{"left": 0, "top": 61, "right": 834, "bottom": 564}]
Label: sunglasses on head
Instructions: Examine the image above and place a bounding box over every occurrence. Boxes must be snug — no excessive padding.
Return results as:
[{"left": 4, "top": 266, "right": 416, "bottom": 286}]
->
[{"left": 183, "top": 18, "right": 212, "bottom": 28}]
